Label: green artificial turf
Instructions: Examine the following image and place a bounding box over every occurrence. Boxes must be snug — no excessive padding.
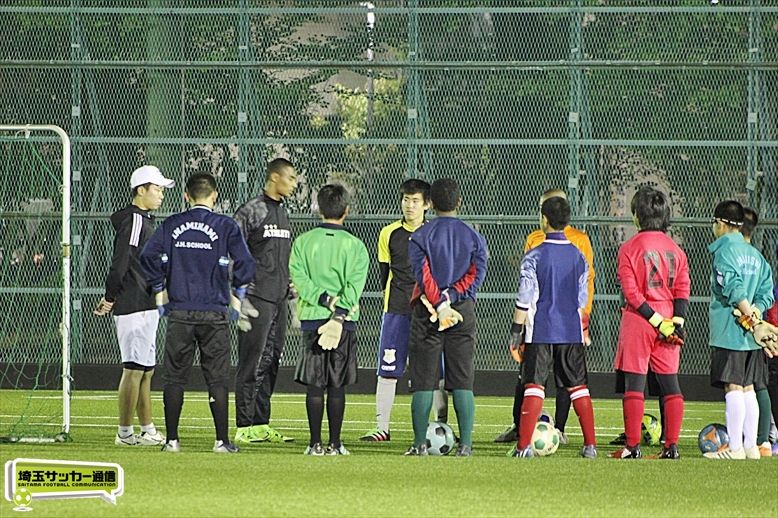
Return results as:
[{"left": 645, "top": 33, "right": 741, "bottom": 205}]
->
[{"left": 1, "top": 390, "right": 776, "bottom": 517}]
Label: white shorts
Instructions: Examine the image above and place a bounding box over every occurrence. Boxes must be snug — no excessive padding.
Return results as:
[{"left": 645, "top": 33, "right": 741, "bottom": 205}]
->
[{"left": 114, "top": 310, "right": 159, "bottom": 368}]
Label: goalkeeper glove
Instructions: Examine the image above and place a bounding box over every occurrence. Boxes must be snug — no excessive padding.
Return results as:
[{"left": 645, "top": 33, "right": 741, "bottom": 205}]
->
[
  {"left": 648, "top": 311, "right": 676, "bottom": 339},
  {"left": 234, "top": 296, "right": 259, "bottom": 333},
  {"left": 436, "top": 300, "right": 463, "bottom": 331},
  {"left": 319, "top": 292, "right": 341, "bottom": 312},
  {"left": 154, "top": 287, "right": 169, "bottom": 317},
  {"left": 664, "top": 316, "right": 686, "bottom": 346},
  {"left": 420, "top": 295, "right": 438, "bottom": 324},
  {"left": 317, "top": 312, "right": 346, "bottom": 350},
  {"left": 229, "top": 287, "right": 247, "bottom": 322},
  {"left": 509, "top": 322, "right": 525, "bottom": 363},
  {"left": 582, "top": 313, "right": 591, "bottom": 346},
  {"left": 734, "top": 309, "right": 778, "bottom": 357}
]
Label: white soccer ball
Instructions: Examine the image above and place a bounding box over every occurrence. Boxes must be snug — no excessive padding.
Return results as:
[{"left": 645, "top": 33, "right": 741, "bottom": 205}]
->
[
  {"left": 531, "top": 421, "right": 560, "bottom": 456},
  {"left": 426, "top": 421, "right": 457, "bottom": 455}
]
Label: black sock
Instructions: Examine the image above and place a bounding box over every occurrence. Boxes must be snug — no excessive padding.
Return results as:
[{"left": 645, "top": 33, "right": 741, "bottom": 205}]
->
[
  {"left": 512, "top": 378, "right": 524, "bottom": 428},
  {"left": 555, "top": 389, "right": 571, "bottom": 432},
  {"left": 163, "top": 383, "right": 184, "bottom": 441},
  {"left": 208, "top": 384, "right": 229, "bottom": 443},
  {"left": 306, "top": 386, "right": 325, "bottom": 446},
  {"left": 326, "top": 386, "right": 345, "bottom": 447}
]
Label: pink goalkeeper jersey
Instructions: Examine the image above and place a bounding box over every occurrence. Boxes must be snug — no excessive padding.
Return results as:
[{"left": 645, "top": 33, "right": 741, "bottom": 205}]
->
[{"left": 617, "top": 230, "right": 690, "bottom": 313}]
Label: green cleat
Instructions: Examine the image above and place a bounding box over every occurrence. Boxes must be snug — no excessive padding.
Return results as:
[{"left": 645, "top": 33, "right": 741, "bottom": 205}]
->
[
  {"left": 234, "top": 426, "right": 258, "bottom": 444},
  {"left": 252, "top": 424, "right": 295, "bottom": 443},
  {"left": 359, "top": 427, "right": 390, "bottom": 442}
]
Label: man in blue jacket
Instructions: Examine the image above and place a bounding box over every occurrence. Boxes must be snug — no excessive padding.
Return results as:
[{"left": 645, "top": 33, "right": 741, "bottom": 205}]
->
[{"left": 141, "top": 173, "right": 256, "bottom": 454}]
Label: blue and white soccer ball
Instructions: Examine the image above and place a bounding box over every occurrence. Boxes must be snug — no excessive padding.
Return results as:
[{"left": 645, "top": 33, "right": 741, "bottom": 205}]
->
[
  {"left": 531, "top": 421, "right": 560, "bottom": 456},
  {"left": 698, "top": 423, "right": 729, "bottom": 453},
  {"left": 426, "top": 421, "right": 457, "bottom": 455},
  {"left": 538, "top": 410, "right": 555, "bottom": 427}
]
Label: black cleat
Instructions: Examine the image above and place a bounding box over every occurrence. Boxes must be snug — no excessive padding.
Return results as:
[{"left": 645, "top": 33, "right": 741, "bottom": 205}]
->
[
  {"left": 653, "top": 443, "right": 679, "bottom": 459},
  {"left": 608, "top": 444, "right": 641, "bottom": 459},
  {"left": 609, "top": 432, "right": 627, "bottom": 446}
]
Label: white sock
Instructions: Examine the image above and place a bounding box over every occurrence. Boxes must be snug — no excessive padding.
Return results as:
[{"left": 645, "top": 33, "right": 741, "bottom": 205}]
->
[
  {"left": 742, "top": 390, "right": 759, "bottom": 449},
  {"left": 376, "top": 377, "right": 397, "bottom": 432},
  {"left": 433, "top": 378, "right": 448, "bottom": 422},
  {"left": 141, "top": 423, "right": 157, "bottom": 435},
  {"left": 725, "top": 390, "right": 745, "bottom": 451},
  {"left": 118, "top": 425, "right": 134, "bottom": 438}
]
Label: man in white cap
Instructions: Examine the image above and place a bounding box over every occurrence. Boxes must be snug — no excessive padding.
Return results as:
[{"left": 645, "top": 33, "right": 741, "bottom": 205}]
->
[{"left": 94, "top": 165, "right": 174, "bottom": 446}]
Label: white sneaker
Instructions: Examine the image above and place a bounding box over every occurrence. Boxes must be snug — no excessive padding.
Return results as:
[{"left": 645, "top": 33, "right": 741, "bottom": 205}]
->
[
  {"left": 137, "top": 430, "right": 166, "bottom": 446},
  {"left": 115, "top": 433, "right": 138, "bottom": 446},
  {"left": 556, "top": 429, "right": 569, "bottom": 445},
  {"left": 161, "top": 439, "right": 181, "bottom": 452},
  {"left": 744, "top": 445, "right": 761, "bottom": 460},
  {"left": 703, "top": 447, "right": 745, "bottom": 459},
  {"left": 213, "top": 440, "right": 241, "bottom": 453}
]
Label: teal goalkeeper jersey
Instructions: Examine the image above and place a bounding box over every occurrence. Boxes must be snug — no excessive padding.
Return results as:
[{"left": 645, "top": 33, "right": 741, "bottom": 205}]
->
[{"left": 290, "top": 223, "right": 369, "bottom": 323}]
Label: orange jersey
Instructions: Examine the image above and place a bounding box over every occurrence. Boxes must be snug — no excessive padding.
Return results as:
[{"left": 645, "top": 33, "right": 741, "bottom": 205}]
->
[{"left": 525, "top": 226, "right": 595, "bottom": 314}]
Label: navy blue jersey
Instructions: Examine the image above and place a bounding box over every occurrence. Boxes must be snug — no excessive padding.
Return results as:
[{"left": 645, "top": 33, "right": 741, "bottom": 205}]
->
[
  {"left": 516, "top": 232, "right": 588, "bottom": 344},
  {"left": 408, "top": 216, "right": 487, "bottom": 308},
  {"left": 140, "top": 206, "right": 256, "bottom": 313}
]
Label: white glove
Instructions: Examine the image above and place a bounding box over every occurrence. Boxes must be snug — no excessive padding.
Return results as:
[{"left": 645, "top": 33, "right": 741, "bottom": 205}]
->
[
  {"left": 236, "top": 297, "right": 259, "bottom": 332},
  {"left": 436, "top": 300, "right": 463, "bottom": 331},
  {"left": 753, "top": 322, "right": 778, "bottom": 357},
  {"left": 420, "top": 295, "right": 438, "bottom": 323},
  {"left": 318, "top": 313, "right": 346, "bottom": 350}
]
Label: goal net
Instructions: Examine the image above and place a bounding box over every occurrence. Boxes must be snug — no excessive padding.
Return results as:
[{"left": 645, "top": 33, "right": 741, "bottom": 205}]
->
[{"left": 0, "top": 125, "right": 71, "bottom": 442}]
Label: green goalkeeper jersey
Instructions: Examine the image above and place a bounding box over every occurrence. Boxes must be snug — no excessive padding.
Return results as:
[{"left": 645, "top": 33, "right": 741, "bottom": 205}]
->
[{"left": 290, "top": 223, "right": 369, "bottom": 323}]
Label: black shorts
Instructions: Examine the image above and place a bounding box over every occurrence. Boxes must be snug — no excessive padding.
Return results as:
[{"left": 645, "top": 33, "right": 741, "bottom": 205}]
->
[
  {"left": 615, "top": 368, "right": 661, "bottom": 396},
  {"left": 162, "top": 310, "right": 231, "bottom": 386},
  {"left": 709, "top": 347, "right": 763, "bottom": 389},
  {"left": 752, "top": 350, "right": 770, "bottom": 391},
  {"left": 522, "top": 342, "right": 588, "bottom": 389},
  {"left": 408, "top": 299, "right": 476, "bottom": 392},
  {"left": 294, "top": 329, "right": 358, "bottom": 389}
]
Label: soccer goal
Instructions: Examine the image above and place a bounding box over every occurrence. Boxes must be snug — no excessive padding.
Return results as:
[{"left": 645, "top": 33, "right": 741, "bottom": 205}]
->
[{"left": 0, "top": 125, "right": 71, "bottom": 443}]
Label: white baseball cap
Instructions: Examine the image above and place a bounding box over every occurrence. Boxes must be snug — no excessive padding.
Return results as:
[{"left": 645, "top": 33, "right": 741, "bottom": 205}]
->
[{"left": 130, "top": 165, "right": 175, "bottom": 189}]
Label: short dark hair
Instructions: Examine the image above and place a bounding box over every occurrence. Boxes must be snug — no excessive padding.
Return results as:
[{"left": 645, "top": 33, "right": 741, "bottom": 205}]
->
[
  {"left": 541, "top": 196, "right": 570, "bottom": 231},
  {"left": 399, "top": 179, "right": 431, "bottom": 203},
  {"left": 317, "top": 184, "right": 349, "bottom": 220},
  {"left": 741, "top": 206, "right": 758, "bottom": 238},
  {"left": 713, "top": 200, "right": 744, "bottom": 228},
  {"left": 630, "top": 186, "right": 671, "bottom": 232},
  {"left": 266, "top": 157, "right": 294, "bottom": 181},
  {"left": 430, "top": 178, "right": 460, "bottom": 212},
  {"left": 131, "top": 183, "right": 152, "bottom": 199},
  {"left": 186, "top": 173, "right": 217, "bottom": 201}
]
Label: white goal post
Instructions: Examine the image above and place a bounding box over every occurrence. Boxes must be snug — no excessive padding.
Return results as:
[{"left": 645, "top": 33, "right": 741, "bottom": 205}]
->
[{"left": 1, "top": 124, "right": 71, "bottom": 439}]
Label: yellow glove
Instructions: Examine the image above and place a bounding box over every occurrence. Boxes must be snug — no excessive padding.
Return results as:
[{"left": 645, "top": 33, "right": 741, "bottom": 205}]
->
[
  {"left": 752, "top": 322, "right": 778, "bottom": 357},
  {"left": 648, "top": 312, "right": 675, "bottom": 338}
]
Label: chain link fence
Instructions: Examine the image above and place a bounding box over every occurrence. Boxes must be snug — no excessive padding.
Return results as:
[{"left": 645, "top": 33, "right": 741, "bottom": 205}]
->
[{"left": 2, "top": 1, "right": 776, "bottom": 379}]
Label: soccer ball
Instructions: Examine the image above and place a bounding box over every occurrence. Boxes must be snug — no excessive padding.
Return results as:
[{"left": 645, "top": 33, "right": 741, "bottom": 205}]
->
[
  {"left": 698, "top": 423, "right": 729, "bottom": 453},
  {"left": 538, "top": 410, "right": 555, "bottom": 427},
  {"left": 531, "top": 421, "right": 560, "bottom": 456},
  {"left": 426, "top": 421, "right": 457, "bottom": 455},
  {"left": 641, "top": 414, "right": 662, "bottom": 446},
  {"left": 13, "top": 488, "right": 32, "bottom": 508}
]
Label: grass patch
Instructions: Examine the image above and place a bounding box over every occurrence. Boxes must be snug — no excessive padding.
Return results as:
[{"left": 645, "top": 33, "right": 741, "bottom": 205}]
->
[{"left": 1, "top": 390, "right": 776, "bottom": 517}]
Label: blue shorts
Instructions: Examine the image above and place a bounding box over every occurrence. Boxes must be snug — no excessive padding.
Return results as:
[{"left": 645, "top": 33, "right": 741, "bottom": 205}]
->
[{"left": 376, "top": 312, "right": 412, "bottom": 378}]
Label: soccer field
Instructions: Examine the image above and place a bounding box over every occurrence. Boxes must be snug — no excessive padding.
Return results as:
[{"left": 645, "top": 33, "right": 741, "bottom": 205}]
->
[{"left": 1, "top": 390, "right": 776, "bottom": 517}]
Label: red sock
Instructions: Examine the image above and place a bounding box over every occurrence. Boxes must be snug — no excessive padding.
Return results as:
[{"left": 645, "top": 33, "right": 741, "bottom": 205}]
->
[
  {"left": 571, "top": 386, "right": 596, "bottom": 446},
  {"left": 663, "top": 394, "right": 684, "bottom": 447},
  {"left": 517, "top": 384, "right": 545, "bottom": 449},
  {"left": 623, "top": 391, "right": 644, "bottom": 448}
]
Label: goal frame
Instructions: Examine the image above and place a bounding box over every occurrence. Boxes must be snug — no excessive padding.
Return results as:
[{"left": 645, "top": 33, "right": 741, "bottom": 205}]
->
[{"left": 1, "top": 124, "right": 71, "bottom": 438}]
